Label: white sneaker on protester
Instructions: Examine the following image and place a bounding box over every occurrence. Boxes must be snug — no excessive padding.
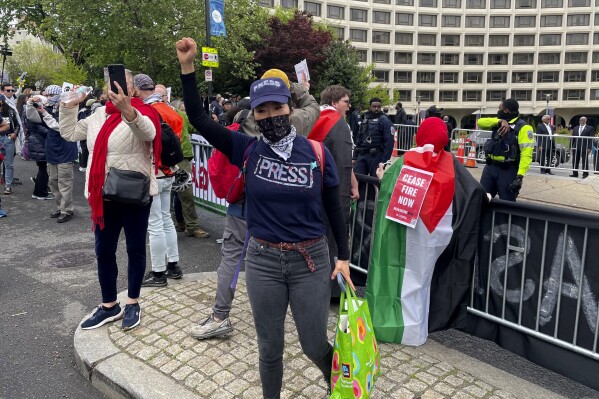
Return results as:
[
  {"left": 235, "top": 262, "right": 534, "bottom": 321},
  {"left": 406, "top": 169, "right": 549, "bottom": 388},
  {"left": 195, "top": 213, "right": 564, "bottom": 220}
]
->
[{"left": 190, "top": 315, "right": 233, "bottom": 339}]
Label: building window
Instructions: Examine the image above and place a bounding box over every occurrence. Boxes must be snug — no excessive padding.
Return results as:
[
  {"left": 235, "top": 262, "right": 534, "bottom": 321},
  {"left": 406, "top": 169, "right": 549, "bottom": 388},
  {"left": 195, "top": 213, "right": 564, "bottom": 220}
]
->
[
  {"left": 373, "top": 11, "right": 391, "bottom": 24},
  {"left": 593, "top": 52, "right": 599, "bottom": 63},
  {"left": 419, "top": 14, "right": 438, "bottom": 26},
  {"left": 596, "top": 13, "right": 599, "bottom": 25},
  {"left": 565, "top": 52, "right": 588, "bottom": 63},
  {"left": 395, "top": 51, "right": 413, "bottom": 63},
  {"left": 512, "top": 90, "right": 532, "bottom": 101},
  {"left": 487, "top": 90, "right": 507, "bottom": 101},
  {"left": 304, "top": 1, "right": 321, "bottom": 16},
  {"left": 514, "top": 35, "right": 535, "bottom": 46},
  {"left": 564, "top": 89, "right": 585, "bottom": 100},
  {"left": 538, "top": 53, "right": 560, "bottom": 64},
  {"left": 464, "top": 72, "right": 483, "bottom": 83},
  {"left": 374, "top": 0, "right": 391, "bottom": 3},
  {"left": 350, "top": 29, "right": 367, "bottom": 42},
  {"left": 465, "top": 35, "right": 484, "bottom": 46},
  {"left": 418, "top": 34, "right": 437, "bottom": 46},
  {"left": 442, "top": 0, "right": 462, "bottom": 6},
  {"left": 488, "top": 72, "right": 507, "bottom": 83},
  {"left": 373, "top": 51, "right": 390, "bottom": 63},
  {"left": 417, "top": 52, "right": 437, "bottom": 64},
  {"left": 350, "top": 8, "right": 368, "bottom": 22},
  {"left": 332, "top": 27, "right": 344, "bottom": 39},
  {"left": 396, "top": 0, "right": 414, "bottom": 5},
  {"left": 490, "top": 16, "right": 510, "bottom": 28},
  {"left": 467, "top": 0, "right": 485, "bottom": 8},
  {"left": 568, "top": 0, "right": 589, "bottom": 6},
  {"left": 536, "top": 90, "right": 558, "bottom": 101},
  {"left": 442, "top": 15, "right": 461, "bottom": 26},
  {"left": 441, "top": 34, "right": 460, "bottom": 46},
  {"left": 394, "top": 71, "right": 412, "bottom": 83},
  {"left": 513, "top": 72, "right": 533, "bottom": 83},
  {"left": 373, "top": 70, "right": 389, "bottom": 82},
  {"left": 491, "top": 0, "right": 510, "bottom": 7},
  {"left": 592, "top": 71, "right": 599, "bottom": 81},
  {"left": 260, "top": 0, "right": 274, "bottom": 6},
  {"left": 357, "top": 50, "right": 368, "bottom": 62},
  {"left": 515, "top": 16, "right": 536, "bottom": 27},
  {"left": 513, "top": 53, "right": 534, "bottom": 64},
  {"left": 538, "top": 71, "right": 559, "bottom": 82},
  {"left": 281, "top": 0, "right": 298, "bottom": 8},
  {"left": 539, "top": 34, "right": 561, "bottom": 46},
  {"left": 465, "top": 16, "right": 485, "bottom": 27},
  {"left": 566, "top": 33, "right": 589, "bottom": 45},
  {"left": 464, "top": 53, "right": 483, "bottom": 65},
  {"left": 395, "top": 32, "right": 413, "bottom": 44},
  {"left": 373, "top": 31, "right": 391, "bottom": 43},
  {"left": 397, "top": 90, "right": 412, "bottom": 101},
  {"left": 440, "top": 72, "right": 459, "bottom": 83},
  {"left": 590, "top": 89, "right": 599, "bottom": 100},
  {"left": 420, "top": 0, "right": 438, "bottom": 6},
  {"left": 516, "top": 0, "right": 536, "bottom": 7},
  {"left": 463, "top": 90, "right": 482, "bottom": 101},
  {"left": 540, "top": 15, "right": 562, "bottom": 26},
  {"left": 327, "top": 5, "right": 345, "bottom": 19},
  {"left": 542, "top": 0, "right": 562, "bottom": 6},
  {"left": 441, "top": 53, "right": 460, "bottom": 64},
  {"left": 396, "top": 13, "right": 414, "bottom": 25},
  {"left": 489, "top": 35, "right": 509, "bottom": 46},
  {"left": 440, "top": 91, "right": 458, "bottom": 101},
  {"left": 594, "top": 33, "right": 599, "bottom": 44},
  {"left": 417, "top": 90, "right": 435, "bottom": 101},
  {"left": 489, "top": 53, "right": 509, "bottom": 65},
  {"left": 567, "top": 14, "right": 590, "bottom": 26},
  {"left": 564, "top": 71, "right": 587, "bottom": 82},
  {"left": 417, "top": 72, "right": 436, "bottom": 83}
]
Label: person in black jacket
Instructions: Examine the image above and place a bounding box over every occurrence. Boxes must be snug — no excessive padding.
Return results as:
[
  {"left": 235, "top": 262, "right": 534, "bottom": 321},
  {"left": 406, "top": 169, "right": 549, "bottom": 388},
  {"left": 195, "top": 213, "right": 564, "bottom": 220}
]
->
[
  {"left": 25, "top": 96, "right": 54, "bottom": 200},
  {"left": 570, "top": 116, "right": 595, "bottom": 178}
]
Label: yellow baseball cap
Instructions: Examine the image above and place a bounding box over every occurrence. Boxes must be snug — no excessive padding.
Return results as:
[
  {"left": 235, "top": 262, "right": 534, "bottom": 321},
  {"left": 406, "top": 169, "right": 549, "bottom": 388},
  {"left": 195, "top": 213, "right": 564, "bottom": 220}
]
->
[{"left": 261, "top": 69, "right": 291, "bottom": 88}]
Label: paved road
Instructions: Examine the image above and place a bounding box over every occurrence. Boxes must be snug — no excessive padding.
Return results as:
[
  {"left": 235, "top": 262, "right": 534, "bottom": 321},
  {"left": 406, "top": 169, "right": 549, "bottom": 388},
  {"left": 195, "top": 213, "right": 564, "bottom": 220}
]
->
[{"left": 1, "top": 157, "right": 598, "bottom": 398}]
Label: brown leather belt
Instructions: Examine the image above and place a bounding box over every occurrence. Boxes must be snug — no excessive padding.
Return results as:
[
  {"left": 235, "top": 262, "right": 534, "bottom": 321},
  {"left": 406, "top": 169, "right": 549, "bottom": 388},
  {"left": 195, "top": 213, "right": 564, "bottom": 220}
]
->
[{"left": 253, "top": 236, "right": 324, "bottom": 272}]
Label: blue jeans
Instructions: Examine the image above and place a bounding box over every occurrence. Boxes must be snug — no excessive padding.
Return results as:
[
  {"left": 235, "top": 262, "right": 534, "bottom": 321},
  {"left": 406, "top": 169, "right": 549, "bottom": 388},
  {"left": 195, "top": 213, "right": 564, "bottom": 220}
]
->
[
  {"left": 245, "top": 236, "right": 332, "bottom": 399},
  {"left": 0, "top": 136, "right": 15, "bottom": 187},
  {"left": 94, "top": 200, "right": 152, "bottom": 303}
]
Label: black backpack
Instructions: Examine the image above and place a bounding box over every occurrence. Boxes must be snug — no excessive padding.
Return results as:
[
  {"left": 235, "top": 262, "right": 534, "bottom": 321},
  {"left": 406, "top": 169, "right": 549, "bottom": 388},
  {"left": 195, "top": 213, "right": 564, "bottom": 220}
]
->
[{"left": 159, "top": 117, "right": 184, "bottom": 167}]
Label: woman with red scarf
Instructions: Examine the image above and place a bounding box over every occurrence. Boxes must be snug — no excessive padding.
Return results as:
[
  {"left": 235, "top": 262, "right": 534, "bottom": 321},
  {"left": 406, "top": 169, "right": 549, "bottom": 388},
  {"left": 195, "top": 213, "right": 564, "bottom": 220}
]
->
[{"left": 59, "top": 71, "right": 162, "bottom": 331}]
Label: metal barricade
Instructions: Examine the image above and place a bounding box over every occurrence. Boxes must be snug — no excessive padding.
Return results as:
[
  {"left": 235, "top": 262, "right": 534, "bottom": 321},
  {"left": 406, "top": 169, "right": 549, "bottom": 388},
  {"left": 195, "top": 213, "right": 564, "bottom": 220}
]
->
[
  {"left": 469, "top": 200, "right": 599, "bottom": 365},
  {"left": 393, "top": 124, "right": 419, "bottom": 155},
  {"left": 451, "top": 128, "right": 599, "bottom": 175}
]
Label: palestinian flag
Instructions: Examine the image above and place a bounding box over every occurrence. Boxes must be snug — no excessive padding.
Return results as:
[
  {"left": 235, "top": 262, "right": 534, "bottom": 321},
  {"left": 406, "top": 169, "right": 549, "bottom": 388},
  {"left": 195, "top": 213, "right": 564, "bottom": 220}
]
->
[{"left": 365, "top": 145, "right": 486, "bottom": 346}]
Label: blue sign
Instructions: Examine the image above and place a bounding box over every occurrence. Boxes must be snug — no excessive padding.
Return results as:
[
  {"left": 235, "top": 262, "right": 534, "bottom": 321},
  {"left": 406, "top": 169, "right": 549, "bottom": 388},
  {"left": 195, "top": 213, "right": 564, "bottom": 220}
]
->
[{"left": 210, "top": 0, "right": 227, "bottom": 37}]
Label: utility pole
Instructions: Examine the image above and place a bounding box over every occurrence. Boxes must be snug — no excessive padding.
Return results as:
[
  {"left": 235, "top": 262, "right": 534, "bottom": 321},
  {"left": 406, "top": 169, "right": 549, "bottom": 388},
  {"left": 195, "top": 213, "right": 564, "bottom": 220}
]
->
[
  {"left": 0, "top": 45, "right": 13, "bottom": 84},
  {"left": 205, "top": 0, "right": 213, "bottom": 104}
]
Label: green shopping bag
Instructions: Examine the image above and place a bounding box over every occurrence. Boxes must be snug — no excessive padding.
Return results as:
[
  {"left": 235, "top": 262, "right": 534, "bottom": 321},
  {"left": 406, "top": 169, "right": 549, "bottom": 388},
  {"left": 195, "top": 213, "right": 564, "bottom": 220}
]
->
[{"left": 330, "top": 284, "right": 381, "bottom": 399}]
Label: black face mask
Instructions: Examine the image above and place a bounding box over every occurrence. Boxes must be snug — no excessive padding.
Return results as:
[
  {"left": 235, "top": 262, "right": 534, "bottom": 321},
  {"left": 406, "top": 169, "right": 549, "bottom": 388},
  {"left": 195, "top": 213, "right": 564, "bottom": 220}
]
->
[
  {"left": 497, "top": 110, "right": 518, "bottom": 121},
  {"left": 256, "top": 114, "right": 292, "bottom": 142}
]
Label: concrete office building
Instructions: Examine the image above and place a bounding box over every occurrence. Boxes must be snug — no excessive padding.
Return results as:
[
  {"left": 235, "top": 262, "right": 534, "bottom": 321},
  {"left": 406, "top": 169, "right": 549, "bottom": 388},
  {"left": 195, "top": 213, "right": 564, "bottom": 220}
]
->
[{"left": 264, "top": 0, "right": 599, "bottom": 127}]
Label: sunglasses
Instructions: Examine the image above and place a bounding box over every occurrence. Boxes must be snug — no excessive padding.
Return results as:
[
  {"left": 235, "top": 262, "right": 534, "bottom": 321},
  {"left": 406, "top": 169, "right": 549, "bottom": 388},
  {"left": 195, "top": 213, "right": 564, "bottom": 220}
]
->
[{"left": 5, "top": 89, "right": 15, "bottom": 93}]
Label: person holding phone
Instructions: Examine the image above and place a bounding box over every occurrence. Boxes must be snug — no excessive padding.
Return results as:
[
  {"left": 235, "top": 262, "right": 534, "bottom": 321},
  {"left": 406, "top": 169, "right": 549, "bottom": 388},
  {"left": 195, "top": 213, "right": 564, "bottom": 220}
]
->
[
  {"left": 176, "top": 37, "right": 353, "bottom": 398},
  {"left": 58, "top": 69, "right": 163, "bottom": 331}
]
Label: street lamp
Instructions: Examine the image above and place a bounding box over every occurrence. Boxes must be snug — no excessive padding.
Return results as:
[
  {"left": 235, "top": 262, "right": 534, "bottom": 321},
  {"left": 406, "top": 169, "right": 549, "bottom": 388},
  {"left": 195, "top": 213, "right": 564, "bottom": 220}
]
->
[
  {"left": 545, "top": 93, "right": 551, "bottom": 121},
  {"left": 416, "top": 95, "right": 421, "bottom": 125},
  {"left": 0, "top": 45, "right": 13, "bottom": 84}
]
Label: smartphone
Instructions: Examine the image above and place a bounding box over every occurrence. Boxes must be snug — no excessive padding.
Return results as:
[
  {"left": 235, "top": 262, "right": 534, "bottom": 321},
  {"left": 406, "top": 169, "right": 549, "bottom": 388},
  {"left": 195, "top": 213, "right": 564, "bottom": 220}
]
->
[
  {"left": 107, "top": 64, "right": 128, "bottom": 96},
  {"left": 382, "top": 160, "right": 393, "bottom": 169}
]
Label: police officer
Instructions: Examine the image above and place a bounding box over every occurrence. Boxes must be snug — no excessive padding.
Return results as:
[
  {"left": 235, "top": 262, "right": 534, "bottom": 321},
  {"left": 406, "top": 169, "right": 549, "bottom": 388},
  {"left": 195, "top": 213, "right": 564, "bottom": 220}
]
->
[
  {"left": 478, "top": 98, "right": 534, "bottom": 202},
  {"left": 353, "top": 97, "right": 394, "bottom": 177}
]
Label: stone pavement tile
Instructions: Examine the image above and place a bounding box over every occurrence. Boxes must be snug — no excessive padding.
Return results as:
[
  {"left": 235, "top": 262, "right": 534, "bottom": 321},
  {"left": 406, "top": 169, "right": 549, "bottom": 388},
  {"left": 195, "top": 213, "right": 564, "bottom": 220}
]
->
[{"left": 104, "top": 276, "right": 551, "bottom": 398}]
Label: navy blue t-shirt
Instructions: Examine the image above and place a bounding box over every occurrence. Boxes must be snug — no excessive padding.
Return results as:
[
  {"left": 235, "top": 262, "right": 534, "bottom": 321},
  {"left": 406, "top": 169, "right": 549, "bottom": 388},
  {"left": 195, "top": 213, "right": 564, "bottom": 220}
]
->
[{"left": 230, "top": 133, "right": 339, "bottom": 243}]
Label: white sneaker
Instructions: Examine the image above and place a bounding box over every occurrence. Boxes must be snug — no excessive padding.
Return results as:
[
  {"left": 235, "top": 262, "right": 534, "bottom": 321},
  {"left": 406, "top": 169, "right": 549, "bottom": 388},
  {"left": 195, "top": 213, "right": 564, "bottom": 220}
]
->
[
  {"left": 79, "top": 167, "right": 86, "bottom": 172},
  {"left": 190, "top": 315, "right": 233, "bottom": 339}
]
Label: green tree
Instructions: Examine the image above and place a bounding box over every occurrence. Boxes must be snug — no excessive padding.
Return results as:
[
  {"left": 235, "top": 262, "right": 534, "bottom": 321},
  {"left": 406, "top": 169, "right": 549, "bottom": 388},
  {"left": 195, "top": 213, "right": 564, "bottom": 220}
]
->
[
  {"left": 312, "top": 40, "right": 372, "bottom": 109},
  {"left": 365, "top": 85, "right": 392, "bottom": 108},
  {"left": 6, "top": 40, "right": 66, "bottom": 89}
]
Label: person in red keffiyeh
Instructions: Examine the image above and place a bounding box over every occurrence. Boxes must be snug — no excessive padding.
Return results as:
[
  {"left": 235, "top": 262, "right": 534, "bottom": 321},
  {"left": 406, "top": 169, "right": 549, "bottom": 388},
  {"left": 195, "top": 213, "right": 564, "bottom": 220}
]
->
[{"left": 58, "top": 70, "right": 162, "bottom": 332}]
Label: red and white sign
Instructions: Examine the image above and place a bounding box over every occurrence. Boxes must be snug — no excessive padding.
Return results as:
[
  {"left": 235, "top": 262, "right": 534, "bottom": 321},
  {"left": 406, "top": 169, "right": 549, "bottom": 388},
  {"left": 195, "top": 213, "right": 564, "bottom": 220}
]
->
[{"left": 385, "top": 165, "right": 434, "bottom": 228}]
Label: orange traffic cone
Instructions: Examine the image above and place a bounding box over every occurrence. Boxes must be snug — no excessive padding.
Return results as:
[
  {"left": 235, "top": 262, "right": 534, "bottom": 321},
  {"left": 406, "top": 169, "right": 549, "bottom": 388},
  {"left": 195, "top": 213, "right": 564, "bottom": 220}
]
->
[
  {"left": 456, "top": 137, "right": 465, "bottom": 165},
  {"left": 465, "top": 141, "right": 477, "bottom": 168},
  {"left": 392, "top": 130, "right": 399, "bottom": 157}
]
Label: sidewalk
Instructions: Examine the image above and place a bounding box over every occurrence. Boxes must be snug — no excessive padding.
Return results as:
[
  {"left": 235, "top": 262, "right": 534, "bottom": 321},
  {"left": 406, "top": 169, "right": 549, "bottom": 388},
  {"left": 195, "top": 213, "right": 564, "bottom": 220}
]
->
[{"left": 75, "top": 273, "right": 567, "bottom": 399}]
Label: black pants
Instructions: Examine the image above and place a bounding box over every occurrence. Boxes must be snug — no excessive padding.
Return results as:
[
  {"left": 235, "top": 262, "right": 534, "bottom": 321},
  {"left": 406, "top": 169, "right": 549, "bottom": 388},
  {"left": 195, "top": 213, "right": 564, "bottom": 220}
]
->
[
  {"left": 539, "top": 137, "right": 554, "bottom": 172},
  {"left": 79, "top": 140, "right": 89, "bottom": 168},
  {"left": 33, "top": 161, "right": 49, "bottom": 197},
  {"left": 572, "top": 148, "right": 589, "bottom": 176}
]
